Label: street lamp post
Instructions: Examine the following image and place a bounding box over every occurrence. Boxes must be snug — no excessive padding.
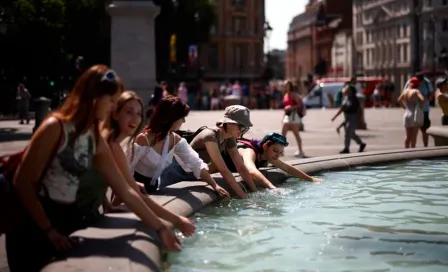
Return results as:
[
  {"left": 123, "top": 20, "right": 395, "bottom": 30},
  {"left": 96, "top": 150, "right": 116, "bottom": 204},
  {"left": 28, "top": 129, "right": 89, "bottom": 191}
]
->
[{"left": 264, "top": 21, "right": 273, "bottom": 85}]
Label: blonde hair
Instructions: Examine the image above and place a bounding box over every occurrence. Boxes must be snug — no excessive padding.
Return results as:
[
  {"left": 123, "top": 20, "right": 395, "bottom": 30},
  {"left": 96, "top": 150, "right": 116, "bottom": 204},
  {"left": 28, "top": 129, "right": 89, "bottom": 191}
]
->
[{"left": 104, "top": 90, "right": 144, "bottom": 159}]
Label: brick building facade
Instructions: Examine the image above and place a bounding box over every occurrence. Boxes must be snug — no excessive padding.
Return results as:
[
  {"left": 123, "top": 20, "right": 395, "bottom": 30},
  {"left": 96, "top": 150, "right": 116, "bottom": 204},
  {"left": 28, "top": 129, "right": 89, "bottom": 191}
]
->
[
  {"left": 198, "top": 0, "right": 265, "bottom": 81},
  {"left": 286, "top": 0, "right": 353, "bottom": 81}
]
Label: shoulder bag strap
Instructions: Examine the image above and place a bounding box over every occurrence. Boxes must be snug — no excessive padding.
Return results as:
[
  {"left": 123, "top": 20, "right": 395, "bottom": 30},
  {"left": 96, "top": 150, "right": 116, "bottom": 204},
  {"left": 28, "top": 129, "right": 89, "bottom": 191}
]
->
[{"left": 149, "top": 133, "right": 170, "bottom": 186}]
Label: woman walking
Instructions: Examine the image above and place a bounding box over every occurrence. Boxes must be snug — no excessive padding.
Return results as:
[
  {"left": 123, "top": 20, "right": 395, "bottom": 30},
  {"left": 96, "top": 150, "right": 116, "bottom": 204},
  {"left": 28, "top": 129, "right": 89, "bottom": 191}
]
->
[
  {"left": 281, "top": 81, "right": 305, "bottom": 157},
  {"left": 397, "top": 77, "right": 425, "bottom": 148}
]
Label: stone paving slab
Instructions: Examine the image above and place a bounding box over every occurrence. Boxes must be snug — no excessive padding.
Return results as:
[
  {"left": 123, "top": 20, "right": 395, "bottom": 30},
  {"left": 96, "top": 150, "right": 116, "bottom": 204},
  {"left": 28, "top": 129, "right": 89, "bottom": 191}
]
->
[{"left": 0, "top": 107, "right": 444, "bottom": 271}]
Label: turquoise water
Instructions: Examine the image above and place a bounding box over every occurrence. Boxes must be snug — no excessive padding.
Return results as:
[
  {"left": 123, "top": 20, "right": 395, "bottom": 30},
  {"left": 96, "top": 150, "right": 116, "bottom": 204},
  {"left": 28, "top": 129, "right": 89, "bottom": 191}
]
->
[{"left": 168, "top": 159, "right": 448, "bottom": 272}]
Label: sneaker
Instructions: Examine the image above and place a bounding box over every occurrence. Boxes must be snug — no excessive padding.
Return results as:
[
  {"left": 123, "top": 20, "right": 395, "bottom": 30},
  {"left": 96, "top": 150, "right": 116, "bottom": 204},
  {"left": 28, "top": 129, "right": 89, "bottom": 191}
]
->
[
  {"left": 294, "top": 151, "right": 305, "bottom": 158},
  {"left": 359, "top": 143, "right": 366, "bottom": 152},
  {"left": 339, "top": 149, "right": 349, "bottom": 154}
]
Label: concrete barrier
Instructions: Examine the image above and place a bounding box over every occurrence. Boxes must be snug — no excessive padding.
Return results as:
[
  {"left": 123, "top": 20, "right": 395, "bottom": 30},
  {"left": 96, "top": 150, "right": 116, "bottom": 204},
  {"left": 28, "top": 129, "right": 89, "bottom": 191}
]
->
[
  {"left": 427, "top": 126, "right": 448, "bottom": 146},
  {"left": 44, "top": 146, "right": 448, "bottom": 272}
]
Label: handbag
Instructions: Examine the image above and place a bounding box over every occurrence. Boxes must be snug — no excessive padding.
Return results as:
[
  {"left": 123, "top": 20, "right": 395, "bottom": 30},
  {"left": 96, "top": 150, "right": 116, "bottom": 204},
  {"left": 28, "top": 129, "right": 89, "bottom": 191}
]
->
[{"left": 0, "top": 119, "right": 63, "bottom": 234}]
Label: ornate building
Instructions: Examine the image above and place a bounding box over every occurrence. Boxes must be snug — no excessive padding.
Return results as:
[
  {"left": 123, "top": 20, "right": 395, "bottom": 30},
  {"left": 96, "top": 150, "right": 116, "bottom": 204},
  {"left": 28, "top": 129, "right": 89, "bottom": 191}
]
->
[
  {"left": 198, "top": 0, "right": 265, "bottom": 81},
  {"left": 353, "top": 0, "right": 448, "bottom": 90},
  {"left": 286, "top": 0, "right": 352, "bottom": 82}
]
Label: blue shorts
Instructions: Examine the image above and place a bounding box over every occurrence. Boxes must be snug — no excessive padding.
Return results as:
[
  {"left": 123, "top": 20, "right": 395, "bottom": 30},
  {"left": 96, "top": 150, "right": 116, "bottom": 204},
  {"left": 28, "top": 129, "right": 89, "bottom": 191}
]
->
[{"left": 159, "top": 159, "right": 197, "bottom": 188}]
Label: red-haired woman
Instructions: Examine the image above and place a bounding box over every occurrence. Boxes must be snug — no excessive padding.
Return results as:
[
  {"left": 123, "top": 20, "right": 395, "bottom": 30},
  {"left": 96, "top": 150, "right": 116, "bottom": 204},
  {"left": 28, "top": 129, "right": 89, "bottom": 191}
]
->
[
  {"left": 6, "top": 65, "right": 181, "bottom": 272},
  {"left": 133, "top": 95, "right": 229, "bottom": 198}
]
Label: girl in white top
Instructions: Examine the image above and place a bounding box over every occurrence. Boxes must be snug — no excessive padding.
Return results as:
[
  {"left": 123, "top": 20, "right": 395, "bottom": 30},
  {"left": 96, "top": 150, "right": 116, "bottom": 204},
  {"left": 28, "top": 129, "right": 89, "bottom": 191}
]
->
[
  {"left": 133, "top": 95, "right": 229, "bottom": 198},
  {"left": 102, "top": 91, "right": 196, "bottom": 237}
]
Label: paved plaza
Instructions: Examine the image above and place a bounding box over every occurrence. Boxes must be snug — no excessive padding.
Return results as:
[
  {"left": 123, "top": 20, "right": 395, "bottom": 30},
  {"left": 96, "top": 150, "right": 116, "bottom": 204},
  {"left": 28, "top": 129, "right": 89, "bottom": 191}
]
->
[{"left": 0, "top": 107, "right": 444, "bottom": 271}]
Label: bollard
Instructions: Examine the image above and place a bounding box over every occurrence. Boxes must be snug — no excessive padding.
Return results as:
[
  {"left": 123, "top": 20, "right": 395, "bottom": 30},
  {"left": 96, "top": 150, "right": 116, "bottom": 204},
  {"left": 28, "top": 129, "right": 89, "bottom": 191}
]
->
[
  {"left": 33, "top": 97, "right": 52, "bottom": 134},
  {"left": 356, "top": 93, "right": 367, "bottom": 130}
]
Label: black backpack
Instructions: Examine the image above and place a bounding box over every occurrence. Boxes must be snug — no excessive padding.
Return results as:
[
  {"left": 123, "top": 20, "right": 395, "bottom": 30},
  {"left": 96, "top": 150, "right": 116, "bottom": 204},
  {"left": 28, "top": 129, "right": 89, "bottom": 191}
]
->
[{"left": 175, "top": 126, "right": 209, "bottom": 144}]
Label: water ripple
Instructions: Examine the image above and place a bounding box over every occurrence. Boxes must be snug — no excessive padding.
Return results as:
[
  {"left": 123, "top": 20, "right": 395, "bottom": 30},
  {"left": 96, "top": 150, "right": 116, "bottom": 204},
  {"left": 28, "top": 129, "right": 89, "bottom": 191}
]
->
[{"left": 168, "top": 159, "right": 448, "bottom": 272}]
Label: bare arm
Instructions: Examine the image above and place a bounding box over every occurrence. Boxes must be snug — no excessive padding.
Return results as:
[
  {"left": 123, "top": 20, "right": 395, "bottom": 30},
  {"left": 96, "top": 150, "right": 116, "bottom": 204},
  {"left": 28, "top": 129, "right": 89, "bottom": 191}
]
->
[
  {"left": 95, "top": 137, "right": 165, "bottom": 231},
  {"left": 331, "top": 107, "right": 343, "bottom": 121},
  {"left": 204, "top": 141, "right": 247, "bottom": 198},
  {"left": 270, "top": 158, "right": 315, "bottom": 182},
  {"left": 227, "top": 146, "right": 257, "bottom": 192},
  {"left": 239, "top": 148, "right": 276, "bottom": 189},
  {"left": 397, "top": 92, "right": 405, "bottom": 103},
  {"left": 437, "top": 90, "right": 448, "bottom": 103},
  {"left": 14, "top": 118, "right": 61, "bottom": 231}
]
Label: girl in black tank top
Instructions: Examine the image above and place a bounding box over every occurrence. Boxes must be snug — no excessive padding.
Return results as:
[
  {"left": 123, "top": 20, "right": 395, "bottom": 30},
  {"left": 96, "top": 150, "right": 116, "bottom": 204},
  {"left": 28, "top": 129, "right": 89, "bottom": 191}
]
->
[{"left": 223, "top": 132, "right": 320, "bottom": 189}]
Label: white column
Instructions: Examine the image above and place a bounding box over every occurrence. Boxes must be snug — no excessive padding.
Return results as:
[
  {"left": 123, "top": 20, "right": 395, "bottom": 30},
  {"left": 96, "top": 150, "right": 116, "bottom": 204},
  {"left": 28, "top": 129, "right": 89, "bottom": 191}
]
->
[{"left": 107, "top": 1, "right": 160, "bottom": 106}]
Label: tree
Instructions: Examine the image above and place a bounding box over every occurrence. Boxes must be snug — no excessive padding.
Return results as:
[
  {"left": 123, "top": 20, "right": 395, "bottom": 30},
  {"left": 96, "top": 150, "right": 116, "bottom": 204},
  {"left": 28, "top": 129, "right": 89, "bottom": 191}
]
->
[{"left": 153, "top": 0, "right": 216, "bottom": 81}]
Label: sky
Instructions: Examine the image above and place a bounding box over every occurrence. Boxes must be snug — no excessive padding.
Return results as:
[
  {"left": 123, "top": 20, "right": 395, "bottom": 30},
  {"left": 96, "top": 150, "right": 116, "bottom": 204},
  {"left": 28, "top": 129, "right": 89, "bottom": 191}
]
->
[{"left": 265, "top": 0, "right": 308, "bottom": 51}]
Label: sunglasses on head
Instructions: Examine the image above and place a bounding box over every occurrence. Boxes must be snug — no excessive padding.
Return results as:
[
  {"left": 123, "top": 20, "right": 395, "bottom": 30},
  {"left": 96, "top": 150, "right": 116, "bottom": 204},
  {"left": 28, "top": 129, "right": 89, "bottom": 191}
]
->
[{"left": 101, "top": 69, "right": 118, "bottom": 82}]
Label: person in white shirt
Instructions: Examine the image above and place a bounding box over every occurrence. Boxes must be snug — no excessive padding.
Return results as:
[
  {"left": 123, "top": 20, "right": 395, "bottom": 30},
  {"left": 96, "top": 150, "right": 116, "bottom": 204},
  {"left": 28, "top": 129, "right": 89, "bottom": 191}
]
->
[
  {"left": 102, "top": 91, "right": 197, "bottom": 237},
  {"left": 133, "top": 95, "right": 229, "bottom": 198}
]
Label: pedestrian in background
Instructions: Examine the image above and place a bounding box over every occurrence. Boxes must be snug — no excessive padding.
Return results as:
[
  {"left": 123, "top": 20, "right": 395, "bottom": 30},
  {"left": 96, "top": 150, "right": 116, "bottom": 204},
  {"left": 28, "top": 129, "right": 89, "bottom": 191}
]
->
[{"left": 16, "top": 83, "right": 31, "bottom": 125}]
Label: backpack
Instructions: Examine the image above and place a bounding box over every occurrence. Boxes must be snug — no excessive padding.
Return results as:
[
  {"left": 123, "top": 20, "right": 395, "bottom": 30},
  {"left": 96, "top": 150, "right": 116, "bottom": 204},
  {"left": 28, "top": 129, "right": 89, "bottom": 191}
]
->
[
  {"left": 175, "top": 126, "right": 209, "bottom": 144},
  {"left": 0, "top": 120, "right": 62, "bottom": 234}
]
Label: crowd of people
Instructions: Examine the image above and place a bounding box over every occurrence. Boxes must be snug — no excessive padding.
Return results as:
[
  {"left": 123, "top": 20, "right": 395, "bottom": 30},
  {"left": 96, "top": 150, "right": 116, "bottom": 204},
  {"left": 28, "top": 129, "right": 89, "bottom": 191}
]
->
[{"left": 1, "top": 65, "right": 321, "bottom": 272}]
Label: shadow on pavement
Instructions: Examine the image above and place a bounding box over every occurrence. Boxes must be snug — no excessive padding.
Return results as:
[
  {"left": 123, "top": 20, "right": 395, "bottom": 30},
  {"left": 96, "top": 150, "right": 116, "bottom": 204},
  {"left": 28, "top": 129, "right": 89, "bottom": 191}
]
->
[{"left": 0, "top": 128, "right": 32, "bottom": 142}]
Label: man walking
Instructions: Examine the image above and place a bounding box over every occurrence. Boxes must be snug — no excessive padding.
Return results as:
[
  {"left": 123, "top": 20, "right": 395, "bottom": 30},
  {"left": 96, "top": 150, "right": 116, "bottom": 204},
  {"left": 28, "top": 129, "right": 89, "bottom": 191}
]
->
[{"left": 403, "top": 74, "right": 434, "bottom": 147}]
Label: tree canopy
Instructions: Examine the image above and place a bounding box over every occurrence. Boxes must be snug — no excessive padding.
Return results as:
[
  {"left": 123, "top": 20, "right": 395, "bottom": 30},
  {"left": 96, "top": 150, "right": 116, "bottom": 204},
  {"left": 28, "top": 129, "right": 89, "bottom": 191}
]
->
[{"left": 0, "top": 0, "right": 215, "bottom": 88}]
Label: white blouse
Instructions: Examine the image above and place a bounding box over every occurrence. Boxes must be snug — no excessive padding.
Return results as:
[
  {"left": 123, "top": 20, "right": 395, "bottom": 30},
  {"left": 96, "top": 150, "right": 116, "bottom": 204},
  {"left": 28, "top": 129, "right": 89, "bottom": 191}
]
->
[{"left": 130, "top": 138, "right": 207, "bottom": 179}]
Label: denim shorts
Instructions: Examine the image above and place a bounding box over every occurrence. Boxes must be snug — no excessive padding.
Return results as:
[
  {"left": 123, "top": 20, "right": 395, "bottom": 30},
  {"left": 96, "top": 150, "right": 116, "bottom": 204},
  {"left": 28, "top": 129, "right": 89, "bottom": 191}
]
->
[{"left": 160, "top": 159, "right": 197, "bottom": 188}]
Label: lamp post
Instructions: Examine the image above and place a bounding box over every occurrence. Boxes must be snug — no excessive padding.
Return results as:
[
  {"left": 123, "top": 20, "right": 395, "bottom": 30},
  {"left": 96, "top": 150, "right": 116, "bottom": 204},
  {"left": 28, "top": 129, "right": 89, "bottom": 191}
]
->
[
  {"left": 264, "top": 21, "right": 273, "bottom": 85},
  {"left": 411, "top": 0, "right": 422, "bottom": 75}
]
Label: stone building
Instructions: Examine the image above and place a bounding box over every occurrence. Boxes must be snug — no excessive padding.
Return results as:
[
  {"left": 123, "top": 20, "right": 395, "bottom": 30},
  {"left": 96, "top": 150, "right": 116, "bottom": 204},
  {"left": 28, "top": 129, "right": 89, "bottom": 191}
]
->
[
  {"left": 353, "top": 0, "right": 448, "bottom": 90},
  {"left": 198, "top": 0, "right": 265, "bottom": 81},
  {"left": 330, "top": 30, "right": 353, "bottom": 77},
  {"left": 286, "top": 0, "right": 353, "bottom": 82}
]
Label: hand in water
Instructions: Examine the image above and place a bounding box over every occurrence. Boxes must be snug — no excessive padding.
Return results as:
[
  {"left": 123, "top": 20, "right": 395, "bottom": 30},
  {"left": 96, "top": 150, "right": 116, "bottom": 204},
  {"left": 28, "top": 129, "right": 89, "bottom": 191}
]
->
[
  {"left": 311, "top": 177, "right": 322, "bottom": 183},
  {"left": 214, "top": 185, "right": 231, "bottom": 199},
  {"left": 158, "top": 226, "right": 182, "bottom": 252},
  {"left": 175, "top": 216, "right": 196, "bottom": 237}
]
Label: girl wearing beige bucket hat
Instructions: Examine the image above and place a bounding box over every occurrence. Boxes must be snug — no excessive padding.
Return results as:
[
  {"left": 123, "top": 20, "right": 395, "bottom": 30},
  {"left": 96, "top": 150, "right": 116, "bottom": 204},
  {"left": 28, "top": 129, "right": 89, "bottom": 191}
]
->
[{"left": 161, "top": 105, "right": 258, "bottom": 199}]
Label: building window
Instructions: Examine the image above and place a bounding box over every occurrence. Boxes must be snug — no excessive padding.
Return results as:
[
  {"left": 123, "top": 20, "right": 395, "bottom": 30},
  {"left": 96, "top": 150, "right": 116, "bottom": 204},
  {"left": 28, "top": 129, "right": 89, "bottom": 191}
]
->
[
  {"left": 403, "top": 43, "right": 408, "bottom": 62},
  {"left": 254, "top": 16, "right": 259, "bottom": 34},
  {"left": 232, "top": 17, "right": 246, "bottom": 35},
  {"left": 232, "top": 0, "right": 246, "bottom": 10},
  {"left": 209, "top": 44, "right": 219, "bottom": 70},
  {"left": 255, "top": 44, "right": 262, "bottom": 68}
]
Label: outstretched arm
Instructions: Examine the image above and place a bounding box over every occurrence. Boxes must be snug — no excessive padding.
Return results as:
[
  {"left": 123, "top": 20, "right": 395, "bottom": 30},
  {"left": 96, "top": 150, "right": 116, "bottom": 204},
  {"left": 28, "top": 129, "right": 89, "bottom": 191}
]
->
[{"left": 270, "top": 158, "right": 319, "bottom": 182}]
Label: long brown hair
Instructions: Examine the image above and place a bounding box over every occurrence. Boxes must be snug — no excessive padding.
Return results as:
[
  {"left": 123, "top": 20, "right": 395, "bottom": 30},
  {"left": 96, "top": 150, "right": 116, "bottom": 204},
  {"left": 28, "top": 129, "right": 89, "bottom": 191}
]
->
[
  {"left": 53, "top": 65, "right": 124, "bottom": 144},
  {"left": 144, "top": 95, "right": 190, "bottom": 145},
  {"left": 106, "top": 91, "right": 144, "bottom": 159},
  {"left": 284, "top": 80, "right": 294, "bottom": 94}
]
